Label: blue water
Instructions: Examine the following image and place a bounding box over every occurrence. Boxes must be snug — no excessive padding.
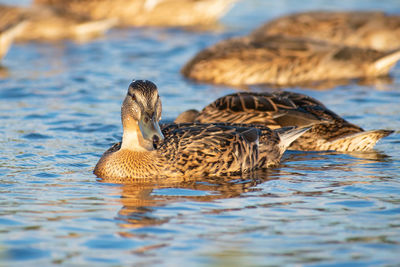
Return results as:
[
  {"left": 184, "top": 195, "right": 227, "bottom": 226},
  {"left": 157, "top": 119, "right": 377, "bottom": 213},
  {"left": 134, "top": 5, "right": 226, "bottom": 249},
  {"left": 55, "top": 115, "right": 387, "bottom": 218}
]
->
[{"left": 1, "top": 0, "right": 400, "bottom": 266}]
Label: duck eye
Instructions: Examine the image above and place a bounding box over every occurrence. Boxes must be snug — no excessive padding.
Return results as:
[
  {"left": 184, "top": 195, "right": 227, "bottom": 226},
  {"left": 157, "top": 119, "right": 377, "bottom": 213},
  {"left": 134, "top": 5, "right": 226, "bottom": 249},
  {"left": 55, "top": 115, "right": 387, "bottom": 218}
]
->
[{"left": 127, "top": 91, "right": 136, "bottom": 100}]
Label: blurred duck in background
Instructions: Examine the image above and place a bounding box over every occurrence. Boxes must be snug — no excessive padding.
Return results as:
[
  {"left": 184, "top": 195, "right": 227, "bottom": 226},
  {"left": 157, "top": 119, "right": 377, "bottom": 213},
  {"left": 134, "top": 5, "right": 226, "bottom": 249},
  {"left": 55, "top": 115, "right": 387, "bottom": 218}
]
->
[
  {"left": 0, "top": 5, "right": 27, "bottom": 59},
  {"left": 250, "top": 11, "right": 400, "bottom": 51},
  {"left": 175, "top": 91, "right": 394, "bottom": 152},
  {"left": 33, "top": 0, "right": 238, "bottom": 28},
  {"left": 0, "top": 3, "right": 117, "bottom": 43},
  {"left": 182, "top": 34, "right": 400, "bottom": 87}
]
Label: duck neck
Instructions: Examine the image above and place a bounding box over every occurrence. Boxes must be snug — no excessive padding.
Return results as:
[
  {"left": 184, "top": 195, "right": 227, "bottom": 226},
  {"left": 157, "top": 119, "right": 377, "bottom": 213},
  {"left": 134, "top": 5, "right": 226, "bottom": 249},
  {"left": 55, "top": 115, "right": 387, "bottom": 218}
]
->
[{"left": 121, "top": 117, "right": 154, "bottom": 151}]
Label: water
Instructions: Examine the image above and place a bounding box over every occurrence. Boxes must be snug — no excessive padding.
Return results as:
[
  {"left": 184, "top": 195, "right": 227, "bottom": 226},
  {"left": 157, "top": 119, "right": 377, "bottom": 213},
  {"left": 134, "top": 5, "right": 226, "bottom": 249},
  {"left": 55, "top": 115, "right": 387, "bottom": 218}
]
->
[{"left": 1, "top": 0, "right": 400, "bottom": 266}]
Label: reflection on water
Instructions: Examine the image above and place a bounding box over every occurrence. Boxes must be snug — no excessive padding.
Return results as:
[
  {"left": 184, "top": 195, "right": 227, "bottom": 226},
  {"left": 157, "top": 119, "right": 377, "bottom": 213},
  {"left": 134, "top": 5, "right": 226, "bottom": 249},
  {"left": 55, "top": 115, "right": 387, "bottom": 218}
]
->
[
  {"left": 1, "top": 0, "right": 400, "bottom": 266},
  {"left": 92, "top": 148, "right": 400, "bottom": 265},
  {"left": 0, "top": 65, "right": 9, "bottom": 79},
  {"left": 100, "top": 169, "right": 278, "bottom": 228}
]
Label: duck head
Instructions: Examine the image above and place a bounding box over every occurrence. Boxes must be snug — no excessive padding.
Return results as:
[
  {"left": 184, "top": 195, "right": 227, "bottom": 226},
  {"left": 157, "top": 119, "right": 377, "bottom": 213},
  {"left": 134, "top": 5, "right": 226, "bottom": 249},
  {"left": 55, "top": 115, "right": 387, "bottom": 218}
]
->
[{"left": 121, "top": 80, "right": 164, "bottom": 151}]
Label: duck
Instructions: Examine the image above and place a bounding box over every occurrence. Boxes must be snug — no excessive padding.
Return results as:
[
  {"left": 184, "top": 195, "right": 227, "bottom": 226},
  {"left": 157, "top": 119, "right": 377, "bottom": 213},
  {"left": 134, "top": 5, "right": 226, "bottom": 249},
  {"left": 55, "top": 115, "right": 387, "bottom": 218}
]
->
[
  {"left": 181, "top": 34, "right": 400, "bottom": 87},
  {"left": 33, "top": 0, "right": 238, "bottom": 27},
  {"left": 94, "top": 80, "right": 310, "bottom": 180},
  {"left": 175, "top": 91, "right": 394, "bottom": 152},
  {"left": 0, "top": 5, "right": 27, "bottom": 59},
  {"left": 250, "top": 11, "right": 400, "bottom": 51},
  {"left": 0, "top": 4, "right": 117, "bottom": 42}
]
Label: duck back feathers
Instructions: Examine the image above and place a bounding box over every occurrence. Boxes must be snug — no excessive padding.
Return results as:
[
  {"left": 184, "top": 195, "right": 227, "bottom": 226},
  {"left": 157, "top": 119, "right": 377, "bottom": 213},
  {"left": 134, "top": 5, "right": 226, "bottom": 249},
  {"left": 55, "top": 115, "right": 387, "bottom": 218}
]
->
[
  {"left": 251, "top": 11, "right": 400, "bottom": 51},
  {"left": 34, "top": 0, "right": 237, "bottom": 27},
  {"left": 182, "top": 35, "right": 400, "bottom": 86},
  {"left": 175, "top": 91, "right": 393, "bottom": 151}
]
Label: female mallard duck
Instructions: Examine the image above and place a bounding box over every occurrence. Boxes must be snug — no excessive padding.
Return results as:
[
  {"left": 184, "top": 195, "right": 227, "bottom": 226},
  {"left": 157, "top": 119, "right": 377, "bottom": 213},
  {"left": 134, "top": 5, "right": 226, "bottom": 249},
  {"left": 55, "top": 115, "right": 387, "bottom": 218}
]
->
[
  {"left": 251, "top": 11, "right": 400, "bottom": 51},
  {"left": 175, "top": 91, "right": 394, "bottom": 152},
  {"left": 94, "top": 80, "right": 309, "bottom": 180},
  {"left": 0, "top": 4, "right": 116, "bottom": 42},
  {"left": 0, "top": 5, "right": 27, "bottom": 59},
  {"left": 33, "top": 0, "right": 237, "bottom": 27},
  {"left": 181, "top": 34, "right": 400, "bottom": 87}
]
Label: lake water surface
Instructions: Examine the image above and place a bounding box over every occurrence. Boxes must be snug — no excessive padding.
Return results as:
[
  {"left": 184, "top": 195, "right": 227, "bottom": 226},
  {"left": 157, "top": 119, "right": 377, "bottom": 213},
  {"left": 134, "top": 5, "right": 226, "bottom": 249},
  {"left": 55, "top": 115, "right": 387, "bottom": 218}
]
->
[{"left": 1, "top": 0, "right": 400, "bottom": 266}]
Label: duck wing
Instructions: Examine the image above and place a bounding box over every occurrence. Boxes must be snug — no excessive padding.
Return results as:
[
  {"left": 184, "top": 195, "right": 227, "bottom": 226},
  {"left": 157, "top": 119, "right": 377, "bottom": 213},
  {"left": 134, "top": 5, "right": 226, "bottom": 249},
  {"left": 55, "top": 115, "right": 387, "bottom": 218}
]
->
[
  {"left": 159, "top": 122, "right": 310, "bottom": 174},
  {"left": 195, "top": 92, "right": 326, "bottom": 128},
  {"left": 158, "top": 123, "right": 261, "bottom": 176}
]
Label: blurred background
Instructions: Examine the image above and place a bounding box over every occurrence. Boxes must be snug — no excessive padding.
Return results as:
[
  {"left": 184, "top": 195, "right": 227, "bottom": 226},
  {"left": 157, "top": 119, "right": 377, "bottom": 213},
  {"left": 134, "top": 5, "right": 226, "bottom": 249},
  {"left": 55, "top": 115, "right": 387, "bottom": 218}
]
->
[{"left": 1, "top": 0, "right": 400, "bottom": 266}]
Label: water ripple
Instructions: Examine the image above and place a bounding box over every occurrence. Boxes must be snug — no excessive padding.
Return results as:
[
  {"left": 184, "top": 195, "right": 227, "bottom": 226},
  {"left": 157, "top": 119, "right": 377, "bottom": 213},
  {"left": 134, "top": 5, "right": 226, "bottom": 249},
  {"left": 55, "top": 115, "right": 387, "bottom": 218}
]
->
[{"left": 0, "top": 0, "right": 399, "bottom": 266}]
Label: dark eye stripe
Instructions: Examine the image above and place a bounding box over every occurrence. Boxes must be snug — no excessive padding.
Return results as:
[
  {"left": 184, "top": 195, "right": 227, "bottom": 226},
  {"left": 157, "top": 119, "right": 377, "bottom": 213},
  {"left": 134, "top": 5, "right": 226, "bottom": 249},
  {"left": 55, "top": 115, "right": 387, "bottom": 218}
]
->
[{"left": 127, "top": 91, "right": 135, "bottom": 99}]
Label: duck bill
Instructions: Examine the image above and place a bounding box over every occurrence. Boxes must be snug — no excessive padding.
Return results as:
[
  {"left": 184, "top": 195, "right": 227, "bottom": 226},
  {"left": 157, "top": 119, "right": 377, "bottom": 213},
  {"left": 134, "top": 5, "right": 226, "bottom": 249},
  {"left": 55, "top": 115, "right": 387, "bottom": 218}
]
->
[{"left": 138, "top": 115, "right": 164, "bottom": 142}]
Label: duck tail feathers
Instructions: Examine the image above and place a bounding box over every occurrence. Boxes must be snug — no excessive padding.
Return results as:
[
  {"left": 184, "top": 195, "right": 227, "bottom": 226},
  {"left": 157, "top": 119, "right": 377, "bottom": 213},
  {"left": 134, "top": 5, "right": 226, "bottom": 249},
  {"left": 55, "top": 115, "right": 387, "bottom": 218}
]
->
[
  {"left": 73, "top": 18, "right": 118, "bottom": 39},
  {"left": 327, "top": 129, "right": 394, "bottom": 152},
  {"left": 277, "top": 126, "right": 311, "bottom": 152},
  {"left": 372, "top": 49, "right": 400, "bottom": 75}
]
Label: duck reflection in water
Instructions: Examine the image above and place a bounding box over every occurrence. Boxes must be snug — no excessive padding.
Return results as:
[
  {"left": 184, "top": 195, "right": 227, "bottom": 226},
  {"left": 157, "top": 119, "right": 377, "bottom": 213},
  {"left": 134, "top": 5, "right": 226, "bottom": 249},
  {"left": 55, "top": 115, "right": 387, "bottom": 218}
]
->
[
  {"left": 98, "top": 169, "right": 280, "bottom": 229},
  {"left": 280, "top": 149, "right": 392, "bottom": 186},
  {"left": 0, "top": 65, "right": 9, "bottom": 78}
]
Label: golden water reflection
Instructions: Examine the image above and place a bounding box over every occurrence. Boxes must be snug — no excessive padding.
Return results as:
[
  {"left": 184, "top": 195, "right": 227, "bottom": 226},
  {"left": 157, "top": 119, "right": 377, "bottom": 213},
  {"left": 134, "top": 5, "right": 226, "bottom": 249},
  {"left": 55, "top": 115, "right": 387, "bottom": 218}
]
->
[
  {"left": 100, "top": 169, "right": 279, "bottom": 229},
  {"left": 0, "top": 65, "right": 10, "bottom": 78}
]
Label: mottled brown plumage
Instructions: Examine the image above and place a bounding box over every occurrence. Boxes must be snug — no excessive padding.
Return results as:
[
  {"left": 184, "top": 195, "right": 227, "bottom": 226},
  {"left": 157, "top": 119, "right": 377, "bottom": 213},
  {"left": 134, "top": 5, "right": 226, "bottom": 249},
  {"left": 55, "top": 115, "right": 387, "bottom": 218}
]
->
[
  {"left": 181, "top": 35, "right": 400, "bottom": 86},
  {"left": 175, "top": 91, "right": 393, "bottom": 151},
  {"left": 94, "top": 80, "right": 309, "bottom": 180},
  {"left": 251, "top": 11, "right": 400, "bottom": 51},
  {"left": 0, "top": 3, "right": 116, "bottom": 42},
  {"left": 34, "top": 0, "right": 237, "bottom": 27}
]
